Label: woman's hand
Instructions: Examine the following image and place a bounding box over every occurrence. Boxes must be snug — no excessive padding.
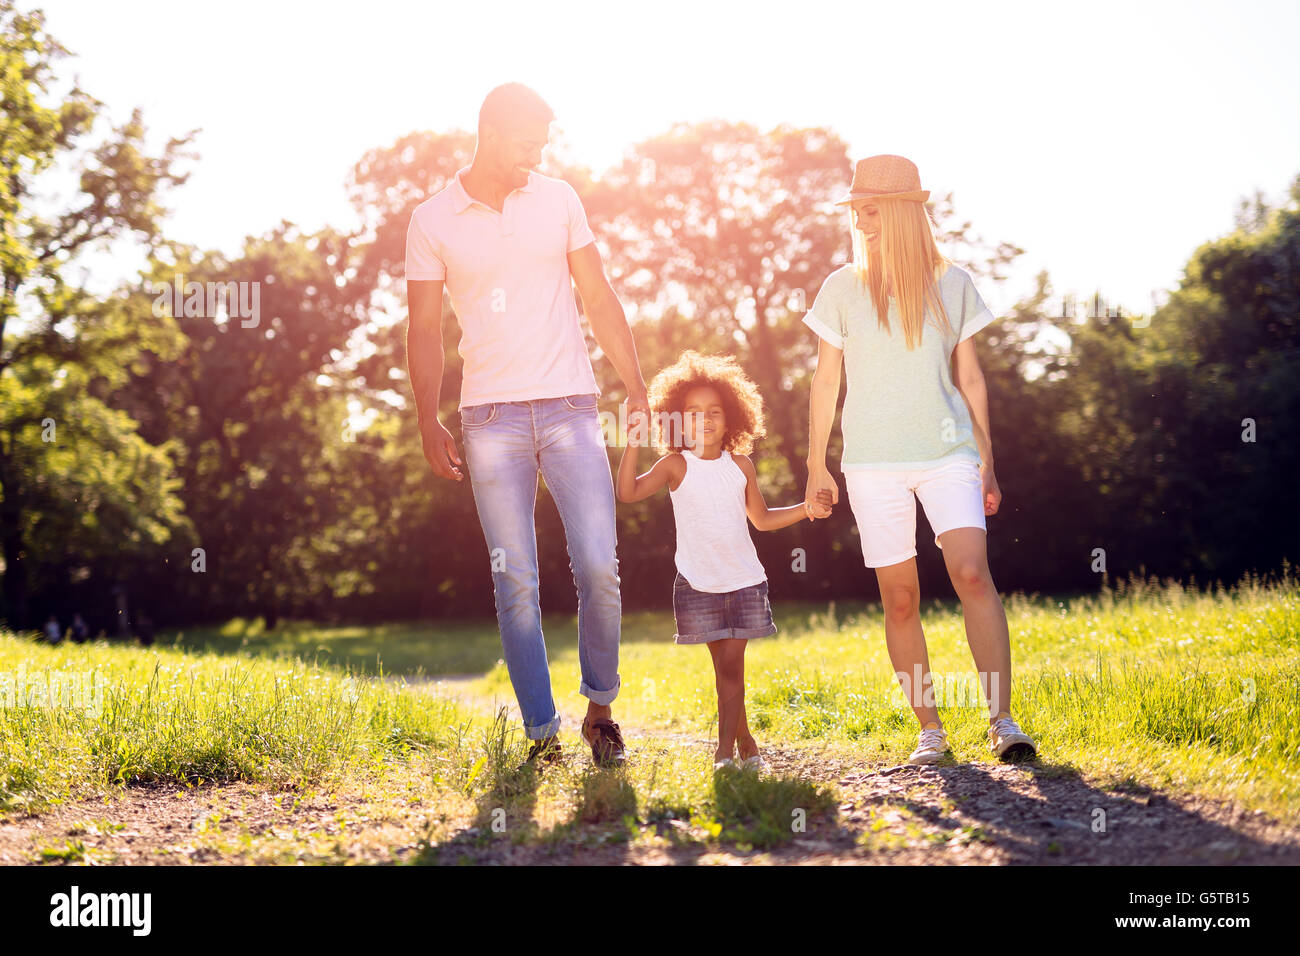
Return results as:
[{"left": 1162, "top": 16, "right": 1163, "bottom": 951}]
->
[
  {"left": 980, "top": 461, "right": 1002, "bottom": 515},
  {"left": 806, "top": 463, "right": 839, "bottom": 519},
  {"left": 804, "top": 489, "right": 835, "bottom": 520}
]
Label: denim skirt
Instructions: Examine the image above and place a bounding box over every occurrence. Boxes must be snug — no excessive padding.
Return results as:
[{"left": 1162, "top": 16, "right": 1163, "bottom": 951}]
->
[{"left": 672, "top": 572, "right": 778, "bottom": 644}]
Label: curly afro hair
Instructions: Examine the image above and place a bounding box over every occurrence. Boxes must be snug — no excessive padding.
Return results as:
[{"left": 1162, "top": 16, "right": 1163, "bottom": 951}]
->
[{"left": 646, "top": 351, "right": 767, "bottom": 457}]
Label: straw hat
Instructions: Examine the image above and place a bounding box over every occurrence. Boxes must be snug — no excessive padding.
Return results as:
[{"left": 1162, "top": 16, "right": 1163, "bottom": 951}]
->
[{"left": 835, "top": 154, "right": 930, "bottom": 205}]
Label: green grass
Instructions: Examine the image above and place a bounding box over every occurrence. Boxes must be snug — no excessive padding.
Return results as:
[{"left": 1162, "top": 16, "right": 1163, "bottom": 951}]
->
[
  {"left": 411, "top": 723, "right": 837, "bottom": 861},
  {"left": 487, "top": 568, "right": 1300, "bottom": 819},
  {"left": 0, "top": 632, "right": 834, "bottom": 855},
  {"left": 0, "top": 635, "right": 484, "bottom": 814},
  {"left": 3, "top": 567, "right": 1297, "bottom": 859},
  {"left": 157, "top": 617, "right": 511, "bottom": 676},
  {"left": 157, "top": 604, "right": 862, "bottom": 676},
  {"left": 155, "top": 568, "right": 1300, "bottom": 820}
]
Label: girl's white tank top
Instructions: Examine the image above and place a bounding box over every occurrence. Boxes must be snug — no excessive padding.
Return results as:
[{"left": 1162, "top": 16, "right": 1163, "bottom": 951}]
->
[{"left": 668, "top": 448, "right": 768, "bottom": 593}]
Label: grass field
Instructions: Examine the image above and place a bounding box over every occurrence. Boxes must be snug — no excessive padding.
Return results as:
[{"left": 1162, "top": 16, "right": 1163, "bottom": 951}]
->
[
  {"left": 527, "top": 572, "right": 1300, "bottom": 819},
  {"left": 1, "top": 569, "right": 1297, "bottom": 863}
]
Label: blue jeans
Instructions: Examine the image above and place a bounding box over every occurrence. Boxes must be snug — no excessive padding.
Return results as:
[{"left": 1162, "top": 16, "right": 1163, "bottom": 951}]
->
[{"left": 460, "top": 393, "right": 622, "bottom": 739}]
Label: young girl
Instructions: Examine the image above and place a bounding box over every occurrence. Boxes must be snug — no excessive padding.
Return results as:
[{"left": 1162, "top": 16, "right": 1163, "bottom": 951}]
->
[
  {"left": 803, "top": 154, "right": 1038, "bottom": 766},
  {"left": 617, "top": 351, "right": 833, "bottom": 771}
]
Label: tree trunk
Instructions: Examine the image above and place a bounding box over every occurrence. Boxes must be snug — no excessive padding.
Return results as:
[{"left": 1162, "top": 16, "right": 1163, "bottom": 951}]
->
[
  {"left": 112, "top": 583, "right": 130, "bottom": 636},
  {"left": 0, "top": 454, "right": 31, "bottom": 629},
  {"left": 1, "top": 518, "right": 30, "bottom": 630}
]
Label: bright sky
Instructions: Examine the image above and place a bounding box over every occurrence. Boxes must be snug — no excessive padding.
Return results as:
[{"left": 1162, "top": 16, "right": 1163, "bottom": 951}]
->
[{"left": 35, "top": 0, "right": 1300, "bottom": 317}]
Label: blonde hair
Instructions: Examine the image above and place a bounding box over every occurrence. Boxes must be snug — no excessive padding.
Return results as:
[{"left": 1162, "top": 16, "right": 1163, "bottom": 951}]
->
[{"left": 850, "top": 200, "right": 952, "bottom": 349}]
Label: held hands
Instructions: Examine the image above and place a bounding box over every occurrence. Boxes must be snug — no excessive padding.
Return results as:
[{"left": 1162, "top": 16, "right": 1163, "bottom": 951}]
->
[
  {"left": 623, "top": 393, "right": 652, "bottom": 447},
  {"left": 804, "top": 488, "right": 835, "bottom": 520},
  {"left": 805, "top": 465, "right": 839, "bottom": 520}
]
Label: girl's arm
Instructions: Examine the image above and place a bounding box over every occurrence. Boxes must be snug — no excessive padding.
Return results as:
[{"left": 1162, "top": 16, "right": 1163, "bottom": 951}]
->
[
  {"left": 951, "top": 337, "right": 1001, "bottom": 515},
  {"left": 806, "top": 336, "right": 843, "bottom": 511},
  {"left": 735, "top": 454, "right": 824, "bottom": 531},
  {"left": 617, "top": 433, "right": 685, "bottom": 503}
]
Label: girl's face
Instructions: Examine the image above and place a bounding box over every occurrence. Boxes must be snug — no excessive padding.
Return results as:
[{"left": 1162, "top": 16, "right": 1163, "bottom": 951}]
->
[
  {"left": 681, "top": 385, "right": 726, "bottom": 452},
  {"left": 853, "top": 201, "right": 881, "bottom": 247}
]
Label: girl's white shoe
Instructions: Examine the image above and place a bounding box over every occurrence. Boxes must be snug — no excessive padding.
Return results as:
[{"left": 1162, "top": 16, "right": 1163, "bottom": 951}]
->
[
  {"left": 988, "top": 713, "right": 1037, "bottom": 761},
  {"left": 907, "top": 724, "right": 950, "bottom": 765},
  {"left": 739, "top": 754, "right": 766, "bottom": 772},
  {"left": 713, "top": 757, "right": 739, "bottom": 770}
]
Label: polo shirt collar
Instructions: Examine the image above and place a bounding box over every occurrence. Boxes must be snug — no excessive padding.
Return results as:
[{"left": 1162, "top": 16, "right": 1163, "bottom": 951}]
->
[{"left": 451, "top": 165, "right": 536, "bottom": 214}]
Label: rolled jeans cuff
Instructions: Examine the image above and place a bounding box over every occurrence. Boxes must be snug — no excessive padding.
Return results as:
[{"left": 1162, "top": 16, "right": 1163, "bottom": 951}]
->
[
  {"left": 580, "top": 675, "right": 621, "bottom": 706},
  {"left": 525, "top": 713, "right": 561, "bottom": 741}
]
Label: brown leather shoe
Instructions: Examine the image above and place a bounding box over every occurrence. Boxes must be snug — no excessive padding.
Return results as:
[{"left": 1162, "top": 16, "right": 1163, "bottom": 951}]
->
[
  {"left": 581, "top": 717, "right": 626, "bottom": 767},
  {"left": 525, "top": 735, "right": 562, "bottom": 767}
]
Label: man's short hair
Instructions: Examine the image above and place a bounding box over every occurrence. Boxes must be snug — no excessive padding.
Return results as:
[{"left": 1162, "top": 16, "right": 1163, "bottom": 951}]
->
[{"left": 478, "top": 83, "right": 555, "bottom": 136}]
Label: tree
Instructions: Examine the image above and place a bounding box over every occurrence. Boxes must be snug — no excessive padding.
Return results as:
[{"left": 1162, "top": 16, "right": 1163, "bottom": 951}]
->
[
  {"left": 115, "top": 227, "right": 376, "bottom": 628},
  {"left": 0, "top": 2, "right": 192, "bottom": 628}
]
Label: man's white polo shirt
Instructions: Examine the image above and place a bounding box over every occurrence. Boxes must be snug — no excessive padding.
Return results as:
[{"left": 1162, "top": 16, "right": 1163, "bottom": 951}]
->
[{"left": 404, "top": 166, "right": 601, "bottom": 410}]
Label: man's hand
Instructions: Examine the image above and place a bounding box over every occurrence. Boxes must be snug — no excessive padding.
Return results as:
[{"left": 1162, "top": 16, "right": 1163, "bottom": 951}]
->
[
  {"left": 981, "top": 462, "right": 1001, "bottom": 515},
  {"left": 806, "top": 463, "right": 839, "bottom": 519},
  {"left": 420, "top": 418, "right": 464, "bottom": 481},
  {"left": 624, "top": 389, "right": 651, "bottom": 447}
]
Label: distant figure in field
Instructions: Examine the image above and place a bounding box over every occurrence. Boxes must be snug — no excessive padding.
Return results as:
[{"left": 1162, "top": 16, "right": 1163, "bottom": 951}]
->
[
  {"left": 404, "top": 83, "right": 649, "bottom": 767},
  {"left": 70, "top": 613, "right": 90, "bottom": 643},
  {"left": 43, "top": 614, "right": 63, "bottom": 644}
]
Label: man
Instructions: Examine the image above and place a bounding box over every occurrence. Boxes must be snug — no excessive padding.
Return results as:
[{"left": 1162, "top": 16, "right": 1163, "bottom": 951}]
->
[{"left": 405, "top": 83, "right": 649, "bottom": 767}]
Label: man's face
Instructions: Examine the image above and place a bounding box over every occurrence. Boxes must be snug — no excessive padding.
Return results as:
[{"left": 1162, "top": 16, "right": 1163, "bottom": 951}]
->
[
  {"left": 489, "top": 119, "right": 551, "bottom": 188},
  {"left": 853, "top": 201, "right": 881, "bottom": 248}
]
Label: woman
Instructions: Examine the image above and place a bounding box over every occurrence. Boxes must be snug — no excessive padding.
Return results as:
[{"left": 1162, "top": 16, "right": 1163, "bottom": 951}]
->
[{"left": 803, "top": 154, "right": 1037, "bottom": 765}]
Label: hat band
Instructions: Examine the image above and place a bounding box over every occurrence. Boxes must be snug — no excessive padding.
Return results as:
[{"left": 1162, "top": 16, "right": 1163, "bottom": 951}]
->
[{"left": 837, "top": 188, "right": 930, "bottom": 205}]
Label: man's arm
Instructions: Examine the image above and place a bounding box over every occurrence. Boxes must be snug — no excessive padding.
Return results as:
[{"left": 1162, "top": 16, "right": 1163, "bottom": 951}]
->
[
  {"left": 568, "top": 242, "right": 649, "bottom": 423},
  {"left": 406, "top": 278, "right": 463, "bottom": 482}
]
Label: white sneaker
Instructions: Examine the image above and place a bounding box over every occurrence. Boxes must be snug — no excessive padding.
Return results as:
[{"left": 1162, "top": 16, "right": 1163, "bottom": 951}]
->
[
  {"left": 907, "top": 724, "right": 950, "bottom": 765},
  {"left": 988, "top": 713, "right": 1037, "bottom": 761},
  {"left": 739, "top": 754, "right": 766, "bottom": 773}
]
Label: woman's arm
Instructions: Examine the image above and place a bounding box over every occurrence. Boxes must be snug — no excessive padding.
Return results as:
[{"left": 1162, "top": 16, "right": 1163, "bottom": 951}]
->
[
  {"left": 951, "top": 337, "right": 1001, "bottom": 515},
  {"left": 617, "top": 437, "right": 684, "bottom": 503},
  {"left": 805, "top": 336, "right": 843, "bottom": 511}
]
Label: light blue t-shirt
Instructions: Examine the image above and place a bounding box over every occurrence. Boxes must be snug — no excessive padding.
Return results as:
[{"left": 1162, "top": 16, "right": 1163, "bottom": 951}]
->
[{"left": 802, "top": 263, "right": 997, "bottom": 470}]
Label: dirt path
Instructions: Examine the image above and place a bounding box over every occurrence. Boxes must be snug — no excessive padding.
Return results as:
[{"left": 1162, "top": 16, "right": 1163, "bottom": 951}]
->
[
  {"left": 402, "top": 674, "right": 717, "bottom": 747},
  {"left": 2, "top": 676, "right": 1297, "bottom": 865}
]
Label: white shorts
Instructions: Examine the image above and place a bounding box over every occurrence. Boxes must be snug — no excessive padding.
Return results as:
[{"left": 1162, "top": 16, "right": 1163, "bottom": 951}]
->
[{"left": 844, "top": 456, "right": 986, "bottom": 568}]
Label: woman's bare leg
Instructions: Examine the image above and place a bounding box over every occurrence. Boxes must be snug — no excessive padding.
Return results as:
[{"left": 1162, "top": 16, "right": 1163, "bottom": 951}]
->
[
  {"left": 937, "top": 527, "right": 1012, "bottom": 720},
  {"left": 875, "top": 557, "right": 941, "bottom": 728}
]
